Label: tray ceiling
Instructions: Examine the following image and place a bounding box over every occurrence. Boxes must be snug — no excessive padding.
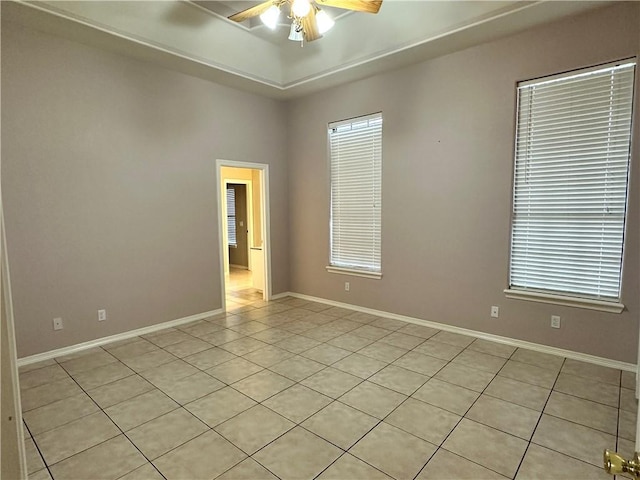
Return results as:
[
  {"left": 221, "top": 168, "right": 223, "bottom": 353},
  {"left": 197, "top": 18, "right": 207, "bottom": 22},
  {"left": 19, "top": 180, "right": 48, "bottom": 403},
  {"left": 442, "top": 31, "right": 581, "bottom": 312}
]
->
[{"left": 3, "top": 1, "right": 606, "bottom": 98}]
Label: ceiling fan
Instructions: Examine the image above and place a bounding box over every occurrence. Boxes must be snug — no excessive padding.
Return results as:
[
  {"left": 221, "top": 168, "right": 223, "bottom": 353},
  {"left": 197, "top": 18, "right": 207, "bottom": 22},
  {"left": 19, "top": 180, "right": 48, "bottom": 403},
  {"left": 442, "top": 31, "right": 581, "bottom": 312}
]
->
[{"left": 228, "top": 0, "right": 383, "bottom": 43}]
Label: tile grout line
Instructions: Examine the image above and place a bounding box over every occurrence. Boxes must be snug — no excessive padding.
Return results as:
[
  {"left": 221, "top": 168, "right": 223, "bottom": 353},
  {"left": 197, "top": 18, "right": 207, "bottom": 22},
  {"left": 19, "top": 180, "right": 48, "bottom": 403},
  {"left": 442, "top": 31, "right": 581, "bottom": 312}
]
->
[
  {"left": 140, "top": 305, "right": 331, "bottom": 479},
  {"left": 511, "top": 356, "right": 565, "bottom": 479},
  {"left": 206, "top": 319, "right": 368, "bottom": 479},
  {"left": 20, "top": 296, "right": 626, "bottom": 480},
  {"left": 54, "top": 343, "right": 234, "bottom": 478},
  {"left": 62, "top": 354, "right": 171, "bottom": 480},
  {"left": 196, "top": 298, "right": 634, "bottom": 478},
  {"left": 410, "top": 340, "right": 521, "bottom": 480},
  {"left": 25, "top": 309, "right": 504, "bottom": 479},
  {"left": 241, "top": 337, "right": 428, "bottom": 478},
  {"left": 20, "top": 300, "right": 396, "bottom": 479},
  {"left": 410, "top": 343, "right": 614, "bottom": 477},
  {"left": 29, "top": 378, "right": 166, "bottom": 478},
  {"left": 296, "top": 332, "right": 506, "bottom": 478},
  {"left": 23, "top": 420, "right": 55, "bottom": 480},
  {"left": 106, "top": 316, "right": 300, "bottom": 479},
  {"left": 88, "top": 357, "right": 293, "bottom": 480},
  {"left": 210, "top": 310, "right": 428, "bottom": 479}
]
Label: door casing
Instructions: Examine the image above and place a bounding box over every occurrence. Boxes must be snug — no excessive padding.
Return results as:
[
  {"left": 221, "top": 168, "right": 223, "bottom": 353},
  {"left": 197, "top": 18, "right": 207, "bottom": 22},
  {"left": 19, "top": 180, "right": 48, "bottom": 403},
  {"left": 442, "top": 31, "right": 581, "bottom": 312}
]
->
[{"left": 216, "top": 159, "right": 271, "bottom": 309}]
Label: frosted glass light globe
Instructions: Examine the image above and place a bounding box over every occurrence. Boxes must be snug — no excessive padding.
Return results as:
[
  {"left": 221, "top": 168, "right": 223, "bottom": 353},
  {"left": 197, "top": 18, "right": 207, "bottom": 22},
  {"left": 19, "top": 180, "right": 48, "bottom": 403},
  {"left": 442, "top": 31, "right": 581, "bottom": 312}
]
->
[
  {"left": 260, "top": 5, "right": 280, "bottom": 30},
  {"left": 291, "top": 0, "right": 311, "bottom": 18},
  {"left": 316, "top": 10, "right": 334, "bottom": 34}
]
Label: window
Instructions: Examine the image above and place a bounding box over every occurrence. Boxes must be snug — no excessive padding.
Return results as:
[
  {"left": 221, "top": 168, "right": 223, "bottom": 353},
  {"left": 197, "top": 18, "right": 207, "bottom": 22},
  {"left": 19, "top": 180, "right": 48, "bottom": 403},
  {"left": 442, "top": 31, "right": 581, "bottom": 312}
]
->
[
  {"left": 327, "top": 112, "right": 383, "bottom": 278},
  {"left": 507, "top": 60, "right": 635, "bottom": 312},
  {"left": 227, "top": 187, "right": 237, "bottom": 248}
]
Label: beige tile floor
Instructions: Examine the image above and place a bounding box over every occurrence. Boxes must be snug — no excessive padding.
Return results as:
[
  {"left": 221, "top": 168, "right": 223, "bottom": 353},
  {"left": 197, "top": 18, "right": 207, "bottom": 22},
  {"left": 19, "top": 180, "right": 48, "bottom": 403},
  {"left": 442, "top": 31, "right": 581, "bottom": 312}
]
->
[
  {"left": 20, "top": 288, "right": 635, "bottom": 480},
  {"left": 225, "top": 267, "right": 259, "bottom": 310}
]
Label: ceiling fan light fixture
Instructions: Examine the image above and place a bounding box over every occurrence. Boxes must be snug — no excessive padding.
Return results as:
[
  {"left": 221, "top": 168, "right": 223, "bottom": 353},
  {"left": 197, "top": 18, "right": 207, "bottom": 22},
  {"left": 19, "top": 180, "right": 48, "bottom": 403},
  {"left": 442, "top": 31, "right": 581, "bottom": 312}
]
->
[
  {"left": 315, "top": 9, "right": 335, "bottom": 34},
  {"left": 228, "top": 0, "right": 383, "bottom": 43},
  {"left": 288, "top": 22, "right": 304, "bottom": 41},
  {"left": 259, "top": 5, "right": 280, "bottom": 30},
  {"left": 291, "top": 0, "right": 311, "bottom": 18}
]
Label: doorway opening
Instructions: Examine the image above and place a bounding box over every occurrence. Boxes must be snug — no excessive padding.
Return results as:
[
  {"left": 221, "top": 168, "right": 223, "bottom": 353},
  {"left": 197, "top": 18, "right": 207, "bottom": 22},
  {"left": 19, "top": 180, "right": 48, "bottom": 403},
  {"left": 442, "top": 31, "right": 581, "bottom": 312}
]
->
[{"left": 217, "top": 160, "right": 271, "bottom": 311}]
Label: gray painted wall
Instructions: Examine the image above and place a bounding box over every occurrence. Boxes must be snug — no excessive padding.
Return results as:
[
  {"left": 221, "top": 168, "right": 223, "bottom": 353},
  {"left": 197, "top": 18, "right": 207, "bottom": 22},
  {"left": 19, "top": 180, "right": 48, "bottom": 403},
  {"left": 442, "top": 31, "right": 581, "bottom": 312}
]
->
[
  {"left": 2, "top": 3, "right": 639, "bottom": 363},
  {"left": 286, "top": 3, "right": 640, "bottom": 363},
  {"left": 1, "top": 21, "right": 289, "bottom": 357}
]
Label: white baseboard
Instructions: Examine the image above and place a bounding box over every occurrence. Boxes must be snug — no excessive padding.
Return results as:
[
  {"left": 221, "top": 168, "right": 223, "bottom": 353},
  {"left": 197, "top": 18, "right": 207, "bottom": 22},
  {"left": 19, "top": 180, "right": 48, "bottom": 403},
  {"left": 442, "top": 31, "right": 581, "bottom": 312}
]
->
[
  {"left": 270, "top": 292, "right": 291, "bottom": 301},
  {"left": 17, "top": 308, "right": 223, "bottom": 367},
  {"left": 285, "top": 291, "right": 636, "bottom": 372},
  {"left": 19, "top": 292, "right": 636, "bottom": 373}
]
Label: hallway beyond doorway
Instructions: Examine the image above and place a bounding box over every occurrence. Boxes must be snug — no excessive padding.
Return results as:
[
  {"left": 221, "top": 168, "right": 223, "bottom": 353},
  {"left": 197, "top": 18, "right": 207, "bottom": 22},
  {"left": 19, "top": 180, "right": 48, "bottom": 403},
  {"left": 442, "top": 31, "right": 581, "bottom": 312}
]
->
[
  {"left": 225, "top": 267, "right": 262, "bottom": 311},
  {"left": 218, "top": 160, "right": 271, "bottom": 307}
]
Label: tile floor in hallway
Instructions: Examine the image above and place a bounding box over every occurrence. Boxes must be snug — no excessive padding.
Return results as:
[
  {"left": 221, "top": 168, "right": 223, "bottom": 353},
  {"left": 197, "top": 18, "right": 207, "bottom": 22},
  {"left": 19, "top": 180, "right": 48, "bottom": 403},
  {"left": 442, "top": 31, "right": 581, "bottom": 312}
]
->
[
  {"left": 225, "top": 267, "right": 254, "bottom": 304},
  {"left": 19, "top": 292, "right": 636, "bottom": 480}
]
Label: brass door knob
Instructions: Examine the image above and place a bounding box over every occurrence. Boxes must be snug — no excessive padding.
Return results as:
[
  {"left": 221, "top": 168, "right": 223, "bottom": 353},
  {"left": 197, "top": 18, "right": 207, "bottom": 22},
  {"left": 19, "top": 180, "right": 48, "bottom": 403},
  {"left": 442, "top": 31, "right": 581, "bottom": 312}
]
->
[{"left": 604, "top": 449, "right": 640, "bottom": 478}]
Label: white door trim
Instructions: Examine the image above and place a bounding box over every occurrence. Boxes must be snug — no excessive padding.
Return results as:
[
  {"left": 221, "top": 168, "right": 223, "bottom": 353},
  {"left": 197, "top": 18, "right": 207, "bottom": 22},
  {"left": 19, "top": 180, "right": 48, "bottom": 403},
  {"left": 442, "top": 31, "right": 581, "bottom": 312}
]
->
[
  {"left": 216, "top": 159, "right": 272, "bottom": 310},
  {"left": 1, "top": 208, "right": 27, "bottom": 478}
]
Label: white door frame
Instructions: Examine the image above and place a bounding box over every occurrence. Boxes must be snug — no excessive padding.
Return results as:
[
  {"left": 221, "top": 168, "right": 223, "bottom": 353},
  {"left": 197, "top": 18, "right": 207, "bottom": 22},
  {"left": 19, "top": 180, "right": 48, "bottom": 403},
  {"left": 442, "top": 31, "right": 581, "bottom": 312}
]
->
[
  {"left": 216, "top": 159, "right": 271, "bottom": 310},
  {"left": 224, "top": 179, "right": 253, "bottom": 271},
  {"left": 1, "top": 203, "right": 27, "bottom": 478}
]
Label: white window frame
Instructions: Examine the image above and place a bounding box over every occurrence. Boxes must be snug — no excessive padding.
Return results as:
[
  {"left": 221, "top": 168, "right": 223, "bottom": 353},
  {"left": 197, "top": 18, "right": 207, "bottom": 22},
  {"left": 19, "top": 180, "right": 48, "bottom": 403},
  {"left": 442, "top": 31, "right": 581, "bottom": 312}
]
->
[
  {"left": 326, "top": 112, "right": 383, "bottom": 279},
  {"left": 505, "top": 60, "right": 636, "bottom": 313}
]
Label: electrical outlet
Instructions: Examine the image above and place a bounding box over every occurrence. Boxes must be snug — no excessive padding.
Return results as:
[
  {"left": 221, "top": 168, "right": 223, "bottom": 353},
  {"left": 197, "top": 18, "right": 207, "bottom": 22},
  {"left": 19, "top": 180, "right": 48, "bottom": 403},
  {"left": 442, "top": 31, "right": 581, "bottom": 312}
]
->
[
  {"left": 98, "top": 309, "right": 107, "bottom": 321},
  {"left": 53, "top": 317, "right": 63, "bottom": 331},
  {"left": 490, "top": 306, "right": 499, "bottom": 318},
  {"left": 551, "top": 315, "right": 561, "bottom": 329},
  {"left": 345, "top": 282, "right": 350, "bottom": 292}
]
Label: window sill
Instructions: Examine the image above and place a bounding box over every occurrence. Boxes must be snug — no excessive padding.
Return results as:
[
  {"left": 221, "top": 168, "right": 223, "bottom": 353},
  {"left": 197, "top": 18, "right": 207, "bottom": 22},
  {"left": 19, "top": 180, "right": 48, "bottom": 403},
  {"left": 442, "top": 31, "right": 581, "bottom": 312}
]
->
[
  {"left": 503, "top": 289, "right": 624, "bottom": 313},
  {"left": 326, "top": 266, "right": 382, "bottom": 279}
]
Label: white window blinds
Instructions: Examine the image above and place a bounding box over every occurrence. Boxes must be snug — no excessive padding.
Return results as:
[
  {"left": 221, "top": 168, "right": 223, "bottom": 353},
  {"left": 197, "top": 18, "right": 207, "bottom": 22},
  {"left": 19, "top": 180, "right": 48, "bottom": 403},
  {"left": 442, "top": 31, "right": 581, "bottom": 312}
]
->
[
  {"left": 226, "top": 187, "right": 237, "bottom": 247},
  {"left": 329, "top": 113, "right": 383, "bottom": 273},
  {"left": 509, "top": 60, "right": 635, "bottom": 301}
]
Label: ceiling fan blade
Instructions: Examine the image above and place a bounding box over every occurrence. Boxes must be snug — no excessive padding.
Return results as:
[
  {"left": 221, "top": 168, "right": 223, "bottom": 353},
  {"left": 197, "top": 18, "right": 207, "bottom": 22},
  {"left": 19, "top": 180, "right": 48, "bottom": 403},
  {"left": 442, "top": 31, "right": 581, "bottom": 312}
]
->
[
  {"left": 302, "top": 7, "right": 322, "bottom": 42},
  {"left": 315, "top": 0, "right": 382, "bottom": 14},
  {"left": 228, "top": 1, "right": 274, "bottom": 22}
]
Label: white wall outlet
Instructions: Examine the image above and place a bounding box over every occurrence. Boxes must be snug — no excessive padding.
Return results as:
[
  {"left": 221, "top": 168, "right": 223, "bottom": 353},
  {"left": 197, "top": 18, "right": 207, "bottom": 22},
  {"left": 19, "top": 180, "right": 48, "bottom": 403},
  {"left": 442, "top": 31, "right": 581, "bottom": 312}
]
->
[
  {"left": 551, "top": 315, "right": 561, "bottom": 329},
  {"left": 98, "top": 309, "right": 107, "bottom": 321},
  {"left": 53, "top": 317, "right": 63, "bottom": 331},
  {"left": 490, "top": 306, "right": 499, "bottom": 318},
  {"left": 345, "top": 282, "right": 350, "bottom": 292}
]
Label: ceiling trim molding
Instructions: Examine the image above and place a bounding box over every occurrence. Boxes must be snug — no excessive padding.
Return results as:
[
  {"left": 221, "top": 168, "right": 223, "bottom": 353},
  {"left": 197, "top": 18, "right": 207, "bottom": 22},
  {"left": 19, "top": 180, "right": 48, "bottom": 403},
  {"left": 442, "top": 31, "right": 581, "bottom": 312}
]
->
[
  {"left": 8, "top": 0, "right": 610, "bottom": 99},
  {"left": 282, "top": 0, "right": 540, "bottom": 89},
  {"left": 16, "top": 0, "right": 286, "bottom": 89},
  {"left": 186, "top": 1, "right": 253, "bottom": 32}
]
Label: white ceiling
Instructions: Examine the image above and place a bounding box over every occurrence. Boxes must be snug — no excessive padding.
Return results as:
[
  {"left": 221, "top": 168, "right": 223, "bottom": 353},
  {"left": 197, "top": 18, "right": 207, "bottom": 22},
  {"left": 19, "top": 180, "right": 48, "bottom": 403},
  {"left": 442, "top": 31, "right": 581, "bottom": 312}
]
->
[{"left": 4, "top": 0, "right": 607, "bottom": 99}]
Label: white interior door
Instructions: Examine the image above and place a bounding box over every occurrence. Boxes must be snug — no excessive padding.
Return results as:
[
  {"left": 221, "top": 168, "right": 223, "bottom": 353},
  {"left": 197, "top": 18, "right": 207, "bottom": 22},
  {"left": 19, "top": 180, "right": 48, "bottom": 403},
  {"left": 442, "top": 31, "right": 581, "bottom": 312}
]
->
[{"left": 1, "top": 204, "right": 27, "bottom": 478}]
